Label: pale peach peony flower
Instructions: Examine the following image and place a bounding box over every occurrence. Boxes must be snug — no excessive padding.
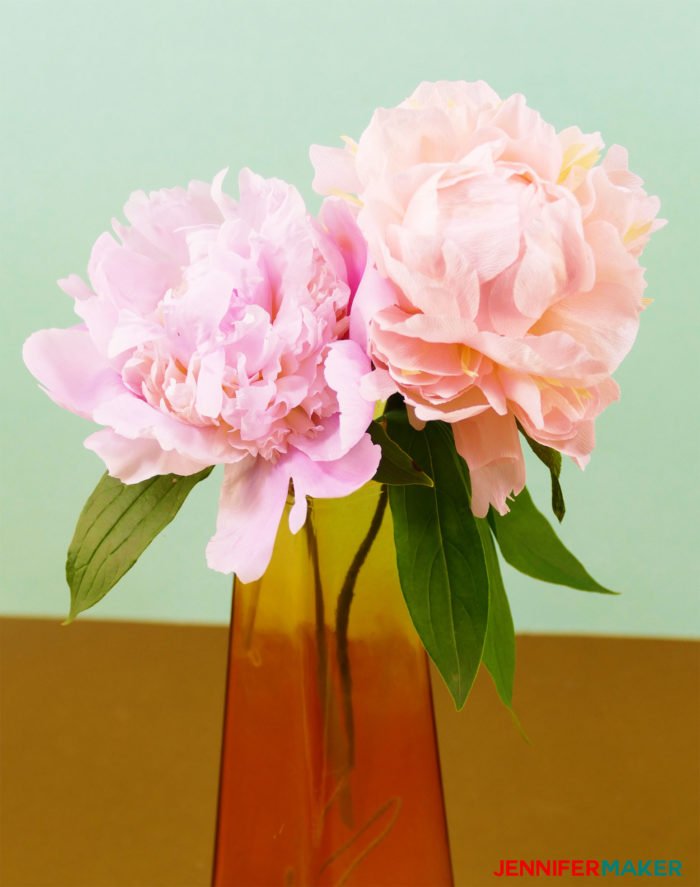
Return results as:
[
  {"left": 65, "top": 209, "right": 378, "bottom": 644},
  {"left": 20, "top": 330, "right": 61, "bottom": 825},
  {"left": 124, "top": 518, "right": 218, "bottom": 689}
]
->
[{"left": 311, "top": 80, "right": 664, "bottom": 516}]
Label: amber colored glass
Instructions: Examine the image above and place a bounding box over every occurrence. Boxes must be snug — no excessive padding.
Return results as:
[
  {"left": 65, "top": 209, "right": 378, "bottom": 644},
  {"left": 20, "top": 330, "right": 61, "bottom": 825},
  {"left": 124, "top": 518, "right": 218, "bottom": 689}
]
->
[{"left": 212, "top": 483, "right": 453, "bottom": 887}]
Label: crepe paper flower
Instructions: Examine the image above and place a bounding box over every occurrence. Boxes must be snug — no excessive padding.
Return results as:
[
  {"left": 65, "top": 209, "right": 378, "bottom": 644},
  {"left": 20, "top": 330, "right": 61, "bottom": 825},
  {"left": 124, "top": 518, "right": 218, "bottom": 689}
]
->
[
  {"left": 311, "top": 80, "right": 664, "bottom": 517},
  {"left": 23, "top": 170, "right": 380, "bottom": 582}
]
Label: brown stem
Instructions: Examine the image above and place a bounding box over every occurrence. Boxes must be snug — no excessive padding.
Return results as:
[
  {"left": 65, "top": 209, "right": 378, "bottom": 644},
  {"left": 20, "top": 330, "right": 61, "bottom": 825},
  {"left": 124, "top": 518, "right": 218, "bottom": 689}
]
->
[
  {"left": 334, "top": 484, "right": 389, "bottom": 768},
  {"left": 305, "top": 510, "right": 328, "bottom": 710}
]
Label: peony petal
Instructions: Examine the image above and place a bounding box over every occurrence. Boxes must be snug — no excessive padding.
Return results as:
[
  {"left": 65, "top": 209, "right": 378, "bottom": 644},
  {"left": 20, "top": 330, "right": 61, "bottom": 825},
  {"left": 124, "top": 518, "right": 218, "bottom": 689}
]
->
[
  {"left": 436, "top": 172, "right": 521, "bottom": 282},
  {"left": 85, "top": 429, "right": 211, "bottom": 483},
  {"left": 120, "top": 180, "right": 223, "bottom": 265},
  {"left": 469, "top": 329, "right": 607, "bottom": 381},
  {"left": 407, "top": 79, "right": 501, "bottom": 111},
  {"left": 195, "top": 349, "right": 225, "bottom": 419},
  {"left": 406, "top": 405, "right": 426, "bottom": 431},
  {"left": 500, "top": 370, "right": 543, "bottom": 427},
  {"left": 325, "top": 341, "right": 376, "bottom": 451},
  {"left": 349, "top": 260, "right": 399, "bottom": 351},
  {"left": 91, "top": 393, "right": 241, "bottom": 466},
  {"left": 319, "top": 197, "right": 367, "bottom": 296},
  {"left": 58, "top": 274, "right": 94, "bottom": 301},
  {"left": 512, "top": 227, "right": 559, "bottom": 320},
  {"left": 372, "top": 305, "right": 477, "bottom": 344},
  {"left": 237, "top": 168, "right": 308, "bottom": 236},
  {"left": 359, "top": 367, "right": 398, "bottom": 402},
  {"left": 88, "top": 232, "right": 176, "bottom": 313},
  {"left": 452, "top": 411, "right": 526, "bottom": 516},
  {"left": 23, "top": 327, "right": 124, "bottom": 419},
  {"left": 289, "top": 340, "right": 375, "bottom": 461},
  {"left": 206, "top": 457, "right": 290, "bottom": 581},
  {"left": 211, "top": 168, "right": 238, "bottom": 218},
  {"left": 489, "top": 93, "right": 562, "bottom": 181},
  {"left": 73, "top": 297, "right": 119, "bottom": 357},
  {"left": 412, "top": 399, "right": 490, "bottom": 423},
  {"left": 310, "top": 144, "right": 361, "bottom": 197},
  {"left": 162, "top": 268, "right": 234, "bottom": 358},
  {"left": 287, "top": 435, "right": 380, "bottom": 534},
  {"left": 107, "top": 309, "right": 164, "bottom": 358}
]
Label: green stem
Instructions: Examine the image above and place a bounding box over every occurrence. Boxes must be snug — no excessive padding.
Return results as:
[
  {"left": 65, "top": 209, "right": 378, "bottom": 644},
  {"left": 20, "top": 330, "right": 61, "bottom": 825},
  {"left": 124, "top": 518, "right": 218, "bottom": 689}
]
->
[{"left": 334, "top": 484, "right": 389, "bottom": 768}]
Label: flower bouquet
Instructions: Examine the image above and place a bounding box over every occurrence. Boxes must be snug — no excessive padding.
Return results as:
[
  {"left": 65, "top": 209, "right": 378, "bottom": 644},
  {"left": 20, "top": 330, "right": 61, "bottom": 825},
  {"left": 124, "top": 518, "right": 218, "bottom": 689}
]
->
[{"left": 23, "top": 81, "right": 662, "bottom": 886}]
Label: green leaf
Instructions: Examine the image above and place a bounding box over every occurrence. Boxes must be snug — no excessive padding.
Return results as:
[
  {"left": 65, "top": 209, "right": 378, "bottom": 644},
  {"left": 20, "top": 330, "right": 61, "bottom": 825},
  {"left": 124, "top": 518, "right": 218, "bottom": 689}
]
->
[
  {"left": 65, "top": 468, "right": 214, "bottom": 621},
  {"left": 489, "top": 487, "right": 616, "bottom": 594},
  {"left": 386, "top": 415, "right": 489, "bottom": 708},
  {"left": 517, "top": 422, "right": 565, "bottom": 522},
  {"left": 476, "top": 518, "right": 515, "bottom": 708},
  {"left": 369, "top": 418, "right": 433, "bottom": 487}
]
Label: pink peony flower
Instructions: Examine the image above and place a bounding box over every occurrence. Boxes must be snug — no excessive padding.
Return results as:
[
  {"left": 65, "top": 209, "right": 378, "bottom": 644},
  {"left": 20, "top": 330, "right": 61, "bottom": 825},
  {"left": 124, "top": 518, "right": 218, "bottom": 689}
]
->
[
  {"left": 23, "top": 170, "right": 380, "bottom": 582},
  {"left": 311, "top": 80, "right": 664, "bottom": 517}
]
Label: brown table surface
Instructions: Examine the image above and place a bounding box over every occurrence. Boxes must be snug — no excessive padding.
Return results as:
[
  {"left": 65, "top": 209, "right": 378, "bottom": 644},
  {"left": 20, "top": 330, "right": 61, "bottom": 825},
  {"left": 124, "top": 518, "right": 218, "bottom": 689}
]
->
[{"left": 0, "top": 619, "right": 698, "bottom": 887}]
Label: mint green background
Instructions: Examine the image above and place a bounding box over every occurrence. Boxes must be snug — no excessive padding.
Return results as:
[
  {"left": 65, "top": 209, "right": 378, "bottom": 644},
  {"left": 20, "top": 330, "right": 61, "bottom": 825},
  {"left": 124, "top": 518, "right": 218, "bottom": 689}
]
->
[{"left": 2, "top": 0, "right": 697, "bottom": 635}]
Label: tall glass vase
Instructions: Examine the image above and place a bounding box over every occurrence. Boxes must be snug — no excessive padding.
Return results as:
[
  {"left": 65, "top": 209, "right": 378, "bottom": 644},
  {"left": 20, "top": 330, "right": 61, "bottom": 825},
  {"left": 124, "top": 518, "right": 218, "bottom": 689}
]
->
[{"left": 212, "top": 483, "right": 453, "bottom": 886}]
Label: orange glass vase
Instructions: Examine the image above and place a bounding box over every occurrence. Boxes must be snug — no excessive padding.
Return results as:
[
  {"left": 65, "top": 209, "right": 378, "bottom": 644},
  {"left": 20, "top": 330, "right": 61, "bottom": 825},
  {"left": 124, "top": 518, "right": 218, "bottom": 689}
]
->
[{"left": 212, "top": 483, "right": 453, "bottom": 886}]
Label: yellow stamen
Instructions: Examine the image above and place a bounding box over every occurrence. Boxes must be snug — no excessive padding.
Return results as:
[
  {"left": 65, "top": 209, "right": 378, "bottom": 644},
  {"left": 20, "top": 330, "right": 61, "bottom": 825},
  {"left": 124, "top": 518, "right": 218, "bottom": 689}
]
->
[
  {"left": 341, "top": 135, "right": 359, "bottom": 154},
  {"left": 460, "top": 347, "right": 479, "bottom": 378},
  {"left": 572, "top": 387, "right": 593, "bottom": 405},
  {"left": 624, "top": 221, "right": 652, "bottom": 246},
  {"left": 329, "top": 188, "right": 363, "bottom": 208},
  {"left": 558, "top": 144, "right": 601, "bottom": 184},
  {"left": 539, "top": 377, "right": 593, "bottom": 406}
]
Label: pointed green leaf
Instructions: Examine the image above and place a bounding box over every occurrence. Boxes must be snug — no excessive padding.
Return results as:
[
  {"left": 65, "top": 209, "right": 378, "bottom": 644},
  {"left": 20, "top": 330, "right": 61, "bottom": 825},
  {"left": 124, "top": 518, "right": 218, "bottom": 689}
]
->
[
  {"left": 66, "top": 468, "right": 214, "bottom": 621},
  {"left": 369, "top": 418, "right": 433, "bottom": 487},
  {"left": 386, "top": 415, "right": 489, "bottom": 708},
  {"left": 517, "top": 423, "right": 566, "bottom": 522},
  {"left": 489, "top": 487, "right": 616, "bottom": 594},
  {"left": 476, "top": 518, "right": 515, "bottom": 708}
]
